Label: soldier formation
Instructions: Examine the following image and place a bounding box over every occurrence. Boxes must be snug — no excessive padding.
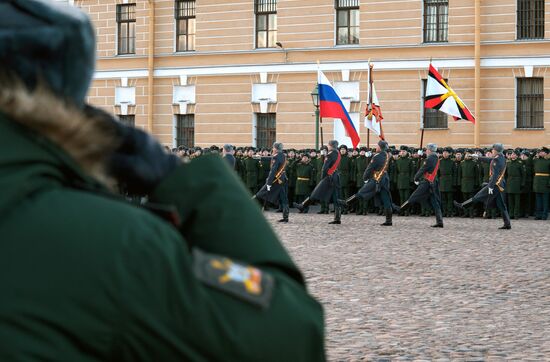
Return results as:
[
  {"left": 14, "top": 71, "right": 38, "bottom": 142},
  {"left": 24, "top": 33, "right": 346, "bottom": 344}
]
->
[{"left": 170, "top": 143, "right": 550, "bottom": 225}]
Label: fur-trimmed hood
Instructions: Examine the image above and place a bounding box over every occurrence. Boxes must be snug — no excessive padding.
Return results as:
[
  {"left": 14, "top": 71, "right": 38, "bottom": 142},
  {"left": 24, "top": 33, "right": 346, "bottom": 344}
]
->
[
  {"left": 0, "top": 78, "right": 123, "bottom": 220},
  {"left": 0, "top": 79, "right": 119, "bottom": 186}
]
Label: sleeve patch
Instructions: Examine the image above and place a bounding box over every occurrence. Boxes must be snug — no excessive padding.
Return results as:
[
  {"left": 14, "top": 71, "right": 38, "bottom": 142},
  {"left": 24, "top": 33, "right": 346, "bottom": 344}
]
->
[{"left": 192, "top": 249, "right": 274, "bottom": 309}]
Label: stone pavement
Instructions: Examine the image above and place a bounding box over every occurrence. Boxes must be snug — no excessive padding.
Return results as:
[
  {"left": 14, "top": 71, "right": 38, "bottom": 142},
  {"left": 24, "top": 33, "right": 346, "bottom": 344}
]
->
[{"left": 265, "top": 210, "right": 550, "bottom": 361}]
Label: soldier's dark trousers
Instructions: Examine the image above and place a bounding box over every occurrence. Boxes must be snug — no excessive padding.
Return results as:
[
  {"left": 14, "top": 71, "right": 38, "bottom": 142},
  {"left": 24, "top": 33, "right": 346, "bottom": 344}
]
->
[
  {"left": 535, "top": 193, "right": 549, "bottom": 220},
  {"left": 288, "top": 186, "right": 295, "bottom": 207},
  {"left": 331, "top": 187, "right": 341, "bottom": 222},
  {"left": 507, "top": 193, "right": 521, "bottom": 219},
  {"left": 279, "top": 184, "right": 290, "bottom": 220},
  {"left": 462, "top": 192, "right": 474, "bottom": 216},
  {"left": 398, "top": 189, "right": 410, "bottom": 214},
  {"left": 464, "top": 187, "right": 511, "bottom": 227},
  {"left": 521, "top": 192, "right": 533, "bottom": 217},
  {"left": 441, "top": 192, "right": 454, "bottom": 216}
]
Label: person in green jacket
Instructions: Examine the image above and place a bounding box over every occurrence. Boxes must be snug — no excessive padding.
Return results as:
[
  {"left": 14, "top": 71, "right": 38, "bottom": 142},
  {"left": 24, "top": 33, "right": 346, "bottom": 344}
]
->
[
  {"left": 438, "top": 147, "right": 455, "bottom": 217},
  {"left": 395, "top": 146, "right": 415, "bottom": 216},
  {"left": 458, "top": 150, "right": 479, "bottom": 217},
  {"left": 243, "top": 148, "right": 262, "bottom": 195},
  {"left": 354, "top": 148, "right": 370, "bottom": 215},
  {"left": 533, "top": 147, "right": 550, "bottom": 220},
  {"left": 294, "top": 154, "right": 315, "bottom": 213},
  {"left": 338, "top": 145, "right": 351, "bottom": 214},
  {"left": 478, "top": 149, "right": 497, "bottom": 218},
  {"left": 520, "top": 150, "right": 535, "bottom": 217},
  {"left": 0, "top": 2, "right": 325, "bottom": 361},
  {"left": 505, "top": 150, "right": 526, "bottom": 219},
  {"left": 286, "top": 149, "right": 298, "bottom": 208},
  {"left": 315, "top": 147, "right": 329, "bottom": 214}
]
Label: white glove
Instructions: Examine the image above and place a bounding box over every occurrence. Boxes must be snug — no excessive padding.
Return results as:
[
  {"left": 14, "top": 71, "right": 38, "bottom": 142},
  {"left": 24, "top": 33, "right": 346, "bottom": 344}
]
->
[
  {"left": 366, "top": 151, "right": 372, "bottom": 157},
  {"left": 488, "top": 187, "right": 493, "bottom": 195},
  {"left": 414, "top": 181, "right": 420, "bottom": 185},
  {"left": 266, "top": 185, "right": 272, "bottom": 192},
  {"left": 417, "top": 150, "right": 423, "bottom": 156},
  {"left": 472, "top": 153, "right": 480, "bottom": 158},
  {"left": 364, "top": 180, "right": 368, "bottom": 184}
]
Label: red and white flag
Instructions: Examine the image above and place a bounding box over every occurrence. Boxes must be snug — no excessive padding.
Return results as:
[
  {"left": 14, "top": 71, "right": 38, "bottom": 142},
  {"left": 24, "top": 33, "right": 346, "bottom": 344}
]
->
[{"left": 365, "top": 63, "right": 385, "bottom": 140}]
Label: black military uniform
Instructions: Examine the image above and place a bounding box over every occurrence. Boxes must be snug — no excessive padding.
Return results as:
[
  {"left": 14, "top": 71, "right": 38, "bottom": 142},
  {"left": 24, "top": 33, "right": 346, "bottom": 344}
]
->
[
  {"left": 343, "top": 140, "right": 394, "bottom": 226},
  {"left": 399, "top": 144, "right": 444, "bottom": 227},
  {"left": 255, "top": 144, "right": 289, "bottom": 222},
  {"left": 295, "top": 141, "right": 342, "bottom": 224},
  {"left": 454, "top": 144, "right": 511, "bottom": 229}
]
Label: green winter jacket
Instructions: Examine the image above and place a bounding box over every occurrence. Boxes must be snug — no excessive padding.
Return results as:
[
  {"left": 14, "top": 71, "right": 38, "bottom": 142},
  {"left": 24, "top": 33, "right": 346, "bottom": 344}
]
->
[{"left": 0, "top": 111, "right": 325, "bottom": 361}]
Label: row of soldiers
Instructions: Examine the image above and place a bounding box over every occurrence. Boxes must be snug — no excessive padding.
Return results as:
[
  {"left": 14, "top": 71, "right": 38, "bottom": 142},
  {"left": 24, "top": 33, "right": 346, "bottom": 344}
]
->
[{"left": 213, "top": 145, "right": 550, "bottom": 221}]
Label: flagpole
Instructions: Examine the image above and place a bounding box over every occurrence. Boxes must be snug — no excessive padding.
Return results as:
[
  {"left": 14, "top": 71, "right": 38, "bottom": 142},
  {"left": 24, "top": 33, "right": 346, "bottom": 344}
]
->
[
  {"left": 367, "top": 60, "right": 373, "bottom": 148},
  {"left": 420, "top": 57, "right": 432, "bottom": 150}
]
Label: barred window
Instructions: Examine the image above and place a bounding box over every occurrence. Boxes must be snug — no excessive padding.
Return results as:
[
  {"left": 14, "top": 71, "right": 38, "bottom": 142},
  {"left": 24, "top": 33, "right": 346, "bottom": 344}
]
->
[
  {"left": 422, "top": 79, "right": 448, "bottom": 129},
  {"left": 117, "top": 4, "right": 136, "bottom": 55},
  {"left": 256, "top": 113, "right": 276, "bottom": 149},
  {"left": 423, "top": 0, "right": 448, "bottom": 43},
  {"left": 517, "top": 0, "right": 545, "bottom": 40},
  {"left": 517, "top": 78, "right": 544, "bottom": 129},
  {"left": 255, "top": 0, "right": 277, "bottom": 48},
  {"left": 175, "top": 0, "right": 196, "bottom": 51},
  {"left": 336, "top": 0, "right": 360, "bottom": 45},
  {"left": 176, "top": 114, "right": 195, "bottom": 147},
  {"left": 118, "top": 115, "right": 135, "bottom": 127}
]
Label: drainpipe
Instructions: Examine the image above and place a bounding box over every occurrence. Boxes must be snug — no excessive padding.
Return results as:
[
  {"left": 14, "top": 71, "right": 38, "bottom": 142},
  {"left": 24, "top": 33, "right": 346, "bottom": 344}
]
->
[
  {"left": 474, "top": 0, "right": 481, "bottom": 147},
  {"left": 147, "top": 0, "right": 155, "bottom": 133}
]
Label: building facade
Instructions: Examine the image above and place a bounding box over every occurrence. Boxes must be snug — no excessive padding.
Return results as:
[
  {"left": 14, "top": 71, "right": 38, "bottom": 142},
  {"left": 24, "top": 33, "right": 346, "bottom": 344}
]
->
[{"left": 64, "top": 0, "right": 550, "bottom": 148}]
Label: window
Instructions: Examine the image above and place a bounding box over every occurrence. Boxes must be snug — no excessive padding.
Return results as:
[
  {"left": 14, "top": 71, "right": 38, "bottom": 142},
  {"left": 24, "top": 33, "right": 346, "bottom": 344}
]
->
[
  {"left": 517, "top": 0, "right": 545, "bottom": 40},
  {"left": 255, "top": 0, "right": 277, "bottom": 48},
  {"left": 176, "top": 114, "right": 195, "bottom": 147},
  {"left": 175, "top": 0, "right": 196, "bottom": 51},
  {"left": 517, "top": 78, "right": 544, "bottom": 129},
  {"left": 256, "top": 113, "right": 276, "bottom": 148},
  {"left": 422, "top": 79, "right": 448, "bottom": 129},
  {"left": 117, "top": 4, "right": 136, "bottom": 55},
  {"left": 336, "top": 0, "right": 360, "bottom": 45},
  {"left": 118, "top": 115, "right": 135, "bottom": 127},
  {"left": 423, "top": 0, "right": 448, "bottom": 43}
]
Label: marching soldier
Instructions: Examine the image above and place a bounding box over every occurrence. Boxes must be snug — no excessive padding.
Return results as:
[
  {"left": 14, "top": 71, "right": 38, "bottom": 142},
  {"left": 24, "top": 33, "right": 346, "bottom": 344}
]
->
[
  {"left": 479, "top": 149, "right": 496, "bottom": 218},
  {"left": 395, "top": 146, "right": 414, "bottom": 216},
  {"left": 438, "top": 147, "right": 455, "bottom": 217},
  {"left": 505, "top": 150, "right": 525, "bottom": 220},
  {"left": 533, "top": 147, "right": 550, "bottom": 220},
  {"left": 398, "top": 143, "right": 444, "bottom": 227},
  {"left": 454, "top": 143, "right": 512, "bottom": 229},
  {"left": 341, "top": 140, "right": 394, "bottom": 226},
  {"left": 295, "top": 140, "right": 343, "bottom": 224},
  {"left": 255, "top": 142, "right": 290, "bottom": 223}
]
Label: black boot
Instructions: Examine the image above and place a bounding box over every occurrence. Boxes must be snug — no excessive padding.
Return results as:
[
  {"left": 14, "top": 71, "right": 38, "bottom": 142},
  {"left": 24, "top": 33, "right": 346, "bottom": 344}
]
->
[
  {"left": 278, "top": 206, "right": 289, "bottom": 223},
  {"left": 499, "top": 209, "right": 511, "bottom": 229},
  {"left": 432, "top": 207, "right": 444, "bottom": 227},
  {"left": 329, "top": 206, "right": 341, "bottom": 224},
  {"left": 381, "top": 209, "right": 392, "bottom": 226},
  {"left": 293, "top": 198, "right": 311, "bottom": 213}
]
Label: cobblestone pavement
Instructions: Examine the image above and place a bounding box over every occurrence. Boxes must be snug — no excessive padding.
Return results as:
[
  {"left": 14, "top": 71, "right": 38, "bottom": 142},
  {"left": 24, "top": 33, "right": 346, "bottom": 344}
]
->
[{"left": 265, "top": 210, "right": 550, "bottom": 361}]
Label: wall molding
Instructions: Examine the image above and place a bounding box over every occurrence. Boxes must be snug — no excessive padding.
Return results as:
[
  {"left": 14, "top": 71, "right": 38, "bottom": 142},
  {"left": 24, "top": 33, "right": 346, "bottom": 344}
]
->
[{"left": 93, "top": 57, "right": 550, "bottom": 79}]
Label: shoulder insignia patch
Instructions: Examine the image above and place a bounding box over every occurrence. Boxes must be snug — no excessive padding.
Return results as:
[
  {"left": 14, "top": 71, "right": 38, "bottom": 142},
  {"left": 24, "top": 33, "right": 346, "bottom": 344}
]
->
[{"left": 192, "top": 249, "right": 275, "bottom": 309}]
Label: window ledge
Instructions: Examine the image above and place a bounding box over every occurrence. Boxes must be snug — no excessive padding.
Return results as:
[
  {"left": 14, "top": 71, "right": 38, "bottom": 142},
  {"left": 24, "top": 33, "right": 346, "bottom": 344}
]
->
[
  {"left": 421, "top": 128, "right": 449, "bottom": 130},
  {"left": 174, "top": 50, "right": 196, "bottom": 54},
  {"left": 334, "top": 44, "right": 361, "bottom": 48},
  {"left": 514, "top": 127, "right": 545, "bottom": 130},
  {"left": 515, "top": 38, "right": 546, "bottom": 42}
]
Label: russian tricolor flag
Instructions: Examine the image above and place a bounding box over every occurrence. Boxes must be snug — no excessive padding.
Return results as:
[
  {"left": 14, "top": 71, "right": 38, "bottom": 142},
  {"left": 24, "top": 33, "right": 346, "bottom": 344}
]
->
[{"left": 318, "top": 71, "right": 360, "bottom": 148}]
